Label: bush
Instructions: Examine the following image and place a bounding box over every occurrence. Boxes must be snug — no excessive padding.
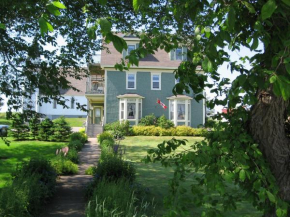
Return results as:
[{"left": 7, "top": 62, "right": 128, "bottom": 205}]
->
[
  {"left": 0, "top": 158, "right": 57, "bottom": 216},
  {"left": 97, "top": 132, "right": 114, "bottom": 145},
  {"left": 99, "top": 145, "right": 115, "bottom": 163},
  {"left": 10, "top": 113, "right": 29, "bottom": 140},
  {"left": 51, "top": 156, "right": 79, "bottom": 175},
  {"left": 85, "top": 166, "right": 97, "bottom": 175},
  {"left": 70, "top": 132, "right": 88, "bottom": 144},
  {"left": 138, "top": 113, "right": 157, "bottom": 126},
  {"left": 100, "top": 139, "right": 114, "bottom": 149},
  {"left": 104, "top": 120, "right": 130, "bottom": 139},
  {"left": 68, "top": 140, "right": 84, "bottom": 151},
  {"left": 79, "top": 128, "right": 85, "bottom": 134},
  {"left": 51, "top": 116, "right": 72, "bottom": 141},
  {"left": 131, "top": 125, "right": 206, "bottom": 136},
  {"left": 66, "top": 148, "right": 79, "bottom": 164},
  {"left": 86, "top": 178, "right": 155, "bottom": 217},
  {"left": 29, "top": 114, "right": 40, "bottom": 140},
  {"left": 157, "top": 115, "right": 174, "bottom": 129},
  {"left": 95, "top": 156, "right": 136, "bottom": 183},
  {"left": 38, "top": 117, "right": 53, "bottom": 141}
]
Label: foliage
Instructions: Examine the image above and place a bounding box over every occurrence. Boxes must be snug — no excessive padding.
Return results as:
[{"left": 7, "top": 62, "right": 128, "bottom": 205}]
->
[
  {"left": 70, "top": 132, "right": 88, "bottom": 144},
  {"left": 79, "top": 127, "right": 85, "bottom": 134},
  {"left": 85, "top": 166, "right": 97, "bottom": 175},
  {"left": 94, "top": 156, "right": 136, "bottom": 183},
  {"left": 10, "top": 113, "right": 29, "bottom": 140},
  {"left": 0, "top": 158, "right": 57, "bottom": 216},
  {"left": 51, "top": 116, "right": 72, "bottom": 141},
  {"left": 51, "top": 155, "right": 78, "bottom": 175},
  {"left": 68, "top": 139, "right": 84, "bottom": 152},
  {"left": 132, "top": 125, "right": 207, "bottom": 137},
  {"left": 29, "top": 114, "right": 40, "bottom": 140},
  {"left": 100, "top": 139, "right": 114, "bottom": 149},
  {"left": 138, "top": 114, "right": 158, "bottom": 126},
  {"left": 66, "top": 148, "right": 79, "bottom": 164},
  {"left": 157, "top": 115, "right": 174, "bottom": 129},
  {"left": 97, "top": 131, "right": 114, "bottom": 145},
  {"left": 38, "top": 117, "right": 53, "bottom": 141},
  {"left": 86, "top": 178, "right": 155, "bottom": 217},
  {"left": 104, "top": 120, "right": 130, "bottom": 139}
]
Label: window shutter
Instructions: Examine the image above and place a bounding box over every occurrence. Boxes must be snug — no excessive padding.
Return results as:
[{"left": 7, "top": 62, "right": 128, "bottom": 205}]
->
[
  {"left": 122, "top": 49, "right": 127, "bottom": 59},
  {"left": 170, "top": 49, "right": 175, "bottom": 60},
  {"left": 182, "top": 47, "right": 187, "bottom": 61}
]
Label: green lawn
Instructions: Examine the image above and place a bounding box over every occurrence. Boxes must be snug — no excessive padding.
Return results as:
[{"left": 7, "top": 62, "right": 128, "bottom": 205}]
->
[
  {"left": 0, "top": 112, "right": 12, "bottom": 126},
  {"left": 54, "top": 117, "right": 86, "bottom": 127},
  {"left": 120, "top": 136, "right": 262, "bottom": 217},
  {"left": 0, "top": 137, "right": 66, "bottom": 188}
]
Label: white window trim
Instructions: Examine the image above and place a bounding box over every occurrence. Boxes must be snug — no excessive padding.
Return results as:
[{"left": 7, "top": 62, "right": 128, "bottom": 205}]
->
[
  {"left": 126, "top": 72, "right": 137, "bottom": 89},
  {"left": 169, "top": 99, "right": 191, "bottom": 126},
  {"left": 151, "top": 73, "right": 161, "bottom": 90},
  {"left": 119, "top": 98, "right": 142, "bottom": 125}
]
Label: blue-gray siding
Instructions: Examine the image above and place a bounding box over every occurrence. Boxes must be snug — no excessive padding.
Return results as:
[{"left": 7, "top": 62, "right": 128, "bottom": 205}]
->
[{"left": 106, "top": 71, "right": 204, "bottom": 127}]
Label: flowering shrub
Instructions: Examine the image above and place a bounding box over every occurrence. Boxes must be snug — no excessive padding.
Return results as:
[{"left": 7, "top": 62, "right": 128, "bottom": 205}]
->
[{"left": 132, "top": 126, "right": 206, "bottom": 136}]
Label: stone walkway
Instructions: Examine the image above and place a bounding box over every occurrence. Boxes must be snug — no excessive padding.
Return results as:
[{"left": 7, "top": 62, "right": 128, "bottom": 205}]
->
[{"left": 41, "top": 138, "right": 100, "bottom": 217}]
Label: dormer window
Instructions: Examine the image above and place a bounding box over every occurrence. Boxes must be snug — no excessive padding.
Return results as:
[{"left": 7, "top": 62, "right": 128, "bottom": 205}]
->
[
  {"left": 170, "top": 47, "right": 187, "bottom": 61},
  {"left": 122, "top": 43, "right": 139, "bottom": 59}
]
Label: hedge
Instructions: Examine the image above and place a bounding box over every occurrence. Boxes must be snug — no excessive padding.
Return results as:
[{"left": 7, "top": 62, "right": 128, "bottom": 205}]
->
[{"left": 131, "top": 126, "right": 207, "bottom": 136}]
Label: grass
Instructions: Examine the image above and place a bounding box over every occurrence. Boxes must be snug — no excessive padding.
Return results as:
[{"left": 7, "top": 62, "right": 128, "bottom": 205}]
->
[
  {"left": 0, "top": 112, "right": 12, "bottom": 126},
  {"left": 0, "top": 137, "right": 66, "bottom": 188},
  {"left": 120, "top": 136, "right": 262, "bottom": 217},
  {"left": 54, "top": 117, "right": 86, "bottom": 127}
]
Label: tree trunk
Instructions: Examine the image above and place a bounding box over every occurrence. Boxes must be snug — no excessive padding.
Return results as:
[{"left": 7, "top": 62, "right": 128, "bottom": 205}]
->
[{"left": 250, "top": 89, "right": 290, "bottom": 216}]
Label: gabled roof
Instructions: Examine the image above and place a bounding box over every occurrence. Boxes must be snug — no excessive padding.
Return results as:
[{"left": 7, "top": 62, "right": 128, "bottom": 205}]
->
[
  {"left": 101, "top": 33, "right": 182, "bottom": 68},
  {"left": 59, "top": 76, "right": 87, "bottom": 96}
]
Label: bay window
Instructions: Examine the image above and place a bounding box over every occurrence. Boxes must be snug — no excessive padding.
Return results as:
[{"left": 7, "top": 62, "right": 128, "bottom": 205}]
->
[{"left": 168, "top": 95, "right": 192, "bottom": 126}]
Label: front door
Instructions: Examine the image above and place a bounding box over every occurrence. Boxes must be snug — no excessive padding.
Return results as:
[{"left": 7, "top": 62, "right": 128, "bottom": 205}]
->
[{"left": 94, "top": 107, "right": 102, "bottom": 124}]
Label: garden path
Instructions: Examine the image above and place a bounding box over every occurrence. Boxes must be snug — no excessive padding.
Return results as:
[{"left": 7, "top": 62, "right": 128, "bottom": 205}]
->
[{"left": 41, "top": 138, "right": 100, "bottom": 217}]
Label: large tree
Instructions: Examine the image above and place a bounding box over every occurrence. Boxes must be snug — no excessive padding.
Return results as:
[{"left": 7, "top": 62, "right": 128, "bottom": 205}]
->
[{"left": 2, "top": 0, "right": 290, "bottom": 216}]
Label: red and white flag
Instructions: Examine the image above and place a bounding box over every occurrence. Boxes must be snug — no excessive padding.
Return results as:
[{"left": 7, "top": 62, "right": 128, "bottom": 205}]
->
[{"left": 157, "top": 98, "right": 167, "bottom": 109}]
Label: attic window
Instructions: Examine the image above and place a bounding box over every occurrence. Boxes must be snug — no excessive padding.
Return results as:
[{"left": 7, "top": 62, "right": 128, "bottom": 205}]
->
[
  {"left": 122, "top": 43, "right": 139, "bottom": 59},
  {"left": 170, "top": 47, "right": 187, "bottom": 61}
]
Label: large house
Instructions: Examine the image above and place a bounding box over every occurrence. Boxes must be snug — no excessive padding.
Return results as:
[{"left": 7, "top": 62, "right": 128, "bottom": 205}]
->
[
  {"left": 85, "top": 34, "right": 205, "bottom": 136},
  {"left": 24, "top": 34, "right": 205, "bottom": 136}
]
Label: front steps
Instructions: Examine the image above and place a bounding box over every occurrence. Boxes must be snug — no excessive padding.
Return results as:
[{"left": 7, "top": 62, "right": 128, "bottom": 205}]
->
[{"left": 86, "top": 124, "right": 103, "bottom": 137}]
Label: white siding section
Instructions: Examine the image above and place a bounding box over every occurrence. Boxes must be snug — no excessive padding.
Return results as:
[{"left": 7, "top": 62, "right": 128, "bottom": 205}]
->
[{"left": 39, "top": 96, "right": 87, "bottom": 118}]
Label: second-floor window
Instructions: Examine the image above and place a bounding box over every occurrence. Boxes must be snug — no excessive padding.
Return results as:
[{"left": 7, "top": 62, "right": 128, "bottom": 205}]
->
[
  {"left": 126, "top": 72, "right": 136, "bottom": 89},
  {"left": 170, "top": 47, "right": 187, "bottom": 61},
  {"left": 122, "top": 43, "right": 139, "bottom": 59},
  {"left": 151, "top": 73, "right": 161, "bottom": 90}
]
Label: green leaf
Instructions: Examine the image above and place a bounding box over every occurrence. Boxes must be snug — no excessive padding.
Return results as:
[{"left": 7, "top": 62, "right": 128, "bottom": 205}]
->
[
  {"left": 38, "top": 17, "right": 48, "bottom": 37},
  {"left": 87, "top": 27, "right": 96, "bottom": 40},
  {"left": 133, "top": 0, "right": 141, "bottom": 11},
  {"left": 237, "top": 74, "right": 247, "bottom": 86},
  {"left": 251, "top": 37, "right": 259, "bottom": 50},
  {"left": 282, "top": 0, "right": 290, "bottom": 6},
  {"left": 202, "top": 57, "right": 213, "bottom": 72},
  {"left": 46, "top": 22, "right": 53, "bottom": 32},
  {"left": 261, "top": 0, "right": 277, "bottom": 20},
  {"left": 239, "top": 169, "right": 246, "bottom": 182},
  {"left": 47, "top": 5, "right": 61, "bottom": 16},
  {"left": 227, "top": 6, "right": 236, "bottom": 31},
  {"left": 269, "top": 75, "right": 277, "bottom": 83},
  {"left": 52, "top": 1, "right": 66, "bottom": 9},
  {"left": 266, "top": 190, "right": 276, "bottom": 203},
  {"left": 242, "top": 2, "right": 256, "bottom": 13},
  {"left": 98, "top": 0, "right": 107, "bottom": 6},
  {"left": 0, "top": 23, "right": 5, "bottom": 29},
  {"left": 99, "top": 18, "right": 112, "bottom": 35},
  {"left": 112, "top": 35, "right": 127, "bottom": 53}
]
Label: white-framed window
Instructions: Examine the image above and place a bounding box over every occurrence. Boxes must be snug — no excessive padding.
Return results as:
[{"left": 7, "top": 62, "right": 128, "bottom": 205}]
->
[
  {"left": 53, "top": 99, "right": 57, "bottom": 109},
  {"left": 175, "top": 77, "right": 180, "bottom": 84},
  {"left": 168, "top": 98, "right": 191, "bottom": 126},
  {"left": 126, "top": 72, "right": 136, "bottom": 89},
  {"left": 151, "top": 73, "right": 161, "bottom": 90},
  {"left": 119, "top": 98, "right": 143, "bottom": 125},
  {"left": 122, "top": 43, "right": 139, "bottom": 59},
  {"left": 170, "top": 47, "right": 187, "bottom": 61}
]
